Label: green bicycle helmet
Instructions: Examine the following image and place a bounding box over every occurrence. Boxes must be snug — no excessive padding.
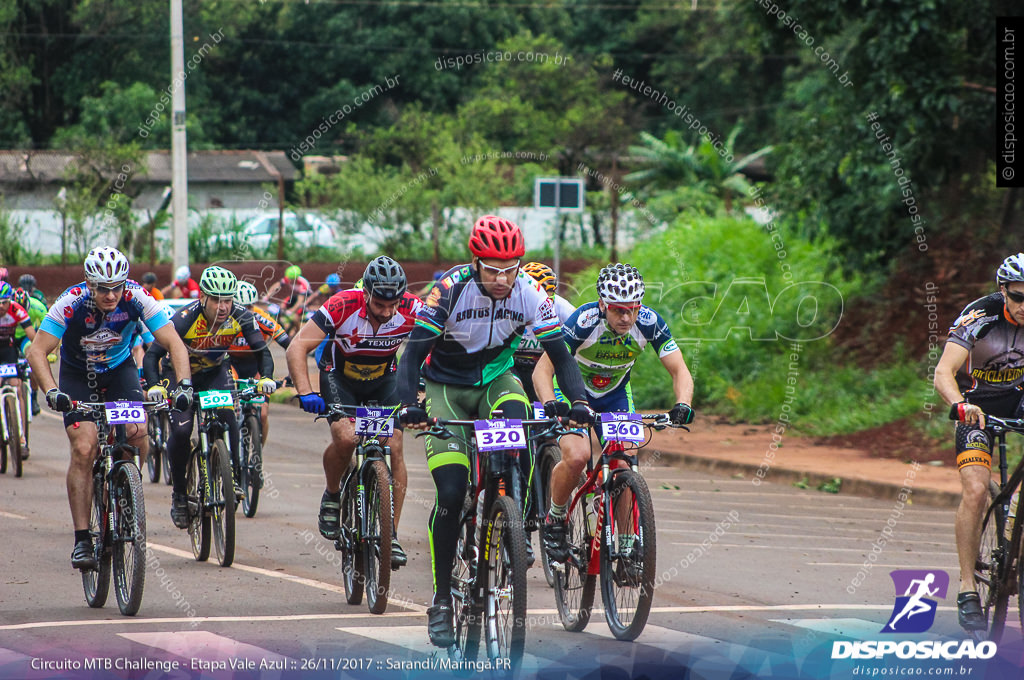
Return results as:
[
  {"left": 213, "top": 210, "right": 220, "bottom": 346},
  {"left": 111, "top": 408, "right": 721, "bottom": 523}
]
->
[
  {"left": 285, "top": 265, "right": 302, "bottom": 281},
  {"left": 199, "top": 266, "right": 238, "bottom": 297},
  {"left": 235, "top": 281, "right": 259, "bottom": 306}
]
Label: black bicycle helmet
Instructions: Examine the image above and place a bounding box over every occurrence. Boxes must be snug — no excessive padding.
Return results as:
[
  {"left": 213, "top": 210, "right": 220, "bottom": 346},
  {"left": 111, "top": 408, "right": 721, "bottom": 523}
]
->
[{"left": 362, "top": 256, "right": 408, "bottom": 301}]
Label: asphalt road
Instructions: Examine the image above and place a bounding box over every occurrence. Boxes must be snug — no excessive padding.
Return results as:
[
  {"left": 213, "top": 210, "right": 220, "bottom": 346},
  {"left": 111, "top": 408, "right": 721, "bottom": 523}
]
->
[{"left": 1, "top": 396, "right": 1020, "bottom": 680}]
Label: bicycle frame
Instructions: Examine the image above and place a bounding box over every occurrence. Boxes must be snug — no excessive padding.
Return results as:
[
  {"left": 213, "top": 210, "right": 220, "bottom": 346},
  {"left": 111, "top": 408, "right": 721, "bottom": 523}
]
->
[{"left": 0, "top": 360, "right": 30, "bottom": 450}]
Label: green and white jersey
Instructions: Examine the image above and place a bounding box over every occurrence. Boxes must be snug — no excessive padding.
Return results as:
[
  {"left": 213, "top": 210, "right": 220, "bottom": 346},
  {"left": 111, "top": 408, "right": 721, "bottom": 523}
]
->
[
  {"left": 562, "top": 301, "right": 679, "bottom": 397},
  {"left": 14, "top": 296, "right": 46, "bottom": 340}
]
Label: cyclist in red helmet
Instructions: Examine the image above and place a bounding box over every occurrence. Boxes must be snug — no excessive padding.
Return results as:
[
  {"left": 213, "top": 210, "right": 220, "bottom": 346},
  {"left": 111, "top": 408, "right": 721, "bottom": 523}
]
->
[{"left": 396, "top": 215, "right": 592, "bottom": 648}]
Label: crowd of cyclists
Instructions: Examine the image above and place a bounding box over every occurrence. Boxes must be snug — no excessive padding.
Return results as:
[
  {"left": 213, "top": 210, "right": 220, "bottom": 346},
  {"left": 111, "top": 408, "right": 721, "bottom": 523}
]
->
[{"left": 7, "top": 214, "right": 1024, "bottom": 647}]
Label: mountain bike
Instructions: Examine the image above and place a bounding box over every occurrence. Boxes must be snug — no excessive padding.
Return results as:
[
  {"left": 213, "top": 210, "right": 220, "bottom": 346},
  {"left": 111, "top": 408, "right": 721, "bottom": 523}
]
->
[
  {"left": 234, "top": 378, "right": 281, "bottom": 518},
  {"left": 314, "top": 403, "right": 399, "bottom": 614},
  {"left": 72, "top": 398, "right": 167, "bottom": 616},
  {"left": 146, "top": 400, "right": 172, "bottom": 485},
  {"left": 553, "top": 412, "right": 686, "bottom": 641},
  {"left": 527, "top": 401, "right": 565, "bottom": 587},
  {"left": 963, "top": 413, "right": 1024, "bottom": 643},
  {"left": 186, "top": 389, "right": 238, "bottom": 567},
  {"left": 418, "top": 414, "right": 568, "bottom": 671},
  {"left": 0, "top": 360, "right": 30, "bottom": 478}
]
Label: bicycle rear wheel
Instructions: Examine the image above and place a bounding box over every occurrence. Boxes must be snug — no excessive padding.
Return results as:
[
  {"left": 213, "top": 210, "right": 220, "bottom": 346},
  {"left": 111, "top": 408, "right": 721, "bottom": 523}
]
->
[
  {"left": 555, "top": 479, "right": 596, "bottom": 632},
  {"left": 146, "top": 418, "right": 161, "bottom": 483},
  {"left": 600, "top": 470, "right": 656, "bottom": 641},
  {"left": 240, "top": 413, "right": 262, "bottom": 518},
  {"left": 341, "top": 470, "right": 364, "bottom": 605},
  {"left": 5, "top": 395, "right": 22, "bottom": 478},
  {"left": 112, "top": 464, "right": 147, "bottom": 615},
  {"left": 83, "top": 472, "right": 112, "bottom": 608},
  {"left": 363, "top": 460, "right": 393, "bottom": 614},
  {"left": 482, "top": 493, "right": 528, "bottom": 670},
  {"left": 537, "top": 444, "right": 560, "bottom": 588},
  {"left": 452, "top": 507, "right": 481, "bottom": 662},
  {"left": 160, "top": 413, "right": 172, "bottom": 486},
  {"left": 210, "top": 439, "right": 236, "bottom": 567},
  {"left": 187, "top": 447, "right": 211, "bottom": 562}
]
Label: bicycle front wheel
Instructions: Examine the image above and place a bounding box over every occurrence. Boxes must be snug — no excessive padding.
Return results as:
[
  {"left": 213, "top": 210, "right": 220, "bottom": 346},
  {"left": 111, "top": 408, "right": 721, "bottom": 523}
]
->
[
  {"left": 83, "top": 472, "right": 112, "bottom": 608},
  {"left": 364, "top": 460, "right": 393, "bottom": 614},
  {"left": 187, "top": 447, "right": 211, "bottom": 562},
  {"left": 160, "top": 413, "right": 173, "bottom": 486},
  {"left": 482, "top": 494, "right": 528, "bottom": 670},
  {"left": 600, "top": 470, "right": 656, "bottom": 641},
  {"left": 112, "top": 464, "right": 147, "bottom": 615},
  {"left": 341, "top": 470, "right": 364, "bottom": 605},
  {"left": 146, "top": 418, "right": 161, "bottom": 483},
  {"left": 210, "top": 439, "right": 236, "bottom": 567},
  {"left": 240, "top": 413, "right": 262, "bottom": 518},
  {"left": 452, "top": 507, "right": 481, "bottom": 662},
  {"left": 555, "top": 478, "right": 596, "bottom": 632},
  {"left": 978, "top": 481, "right": 1008, "bottom": 641},
  {"left": 537, "top": 444, "right": 561, "bottom": 588}
]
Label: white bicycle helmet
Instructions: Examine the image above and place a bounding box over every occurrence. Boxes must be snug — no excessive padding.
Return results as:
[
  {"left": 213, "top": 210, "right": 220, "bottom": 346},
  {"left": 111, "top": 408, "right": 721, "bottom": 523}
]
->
[
  {"left": 596, "top": 263, "right": 645, "bottom": 304},
  {"left": 235, "top": 281, "right": 259, "bottom": 306},
  {"left": 84, "top": 247, "right": 130, "bottom": 285},
  {"left": 174, "top": 265, "right": 191, "bottom": 282},
  {"left": 997, "top": 253, "right": 1024, "bottom": 285}
]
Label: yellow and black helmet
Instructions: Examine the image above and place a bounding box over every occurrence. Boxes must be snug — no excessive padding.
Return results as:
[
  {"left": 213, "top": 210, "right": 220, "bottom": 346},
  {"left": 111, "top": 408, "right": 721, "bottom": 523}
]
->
[{"left": 522, "top": 261, "right": 557, "bottom": 295}]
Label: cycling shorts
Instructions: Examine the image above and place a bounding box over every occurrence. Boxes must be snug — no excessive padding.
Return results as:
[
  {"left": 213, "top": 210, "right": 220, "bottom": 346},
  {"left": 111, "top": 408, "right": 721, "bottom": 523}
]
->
[
  {"left": 59, "top": 359, "right": 145, "bottom": 428},
  {"left": 320, "top": 368, "right": 403, "bottom": 430},
  {"left": 955, "top": 391, "right": 1024, "bottom": 470},
  {"left": 423, "top": 371, "right": 530, "bottom": 472}
]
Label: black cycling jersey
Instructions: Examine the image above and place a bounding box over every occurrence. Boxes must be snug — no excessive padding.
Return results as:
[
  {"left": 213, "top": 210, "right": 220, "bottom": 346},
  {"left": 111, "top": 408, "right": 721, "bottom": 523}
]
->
[{"left": 947, "top": 292, "right": 1024, "bottom": 402}]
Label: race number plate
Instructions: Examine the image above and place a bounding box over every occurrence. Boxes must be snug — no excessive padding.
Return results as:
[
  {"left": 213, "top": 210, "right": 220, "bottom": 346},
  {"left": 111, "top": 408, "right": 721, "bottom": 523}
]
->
[
  {"left": 198, "top": 390, "right": 233, "bottom": 410},
  {"left": 532, "top": 401, "right": 545, "bottom": 420},
  {"left": 0, "top": 364, "right": 17, "bottom": 378},
  {"left": 474, "top": 419, "right": 527, "bottom": 452},
  {"left": 106, "top": 401, "right": 146, "bottom": 424},
  {"left": 354, "top": 407, "right": 396, "bottom": 436},
  {"left": 600, "top": 412, "right": 644, "bottom": 443}
]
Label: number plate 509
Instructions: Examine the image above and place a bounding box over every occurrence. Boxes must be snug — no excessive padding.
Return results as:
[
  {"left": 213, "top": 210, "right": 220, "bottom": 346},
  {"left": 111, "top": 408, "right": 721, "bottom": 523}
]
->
[
  {"left": 600, "top": 413, "right": 644, "bottom": 442},
  {"left": 474, "top": 419, "right": 526, "bottom": 452},
  {"left": 198, "top": 390, "right": 233, "bottom": 410}
]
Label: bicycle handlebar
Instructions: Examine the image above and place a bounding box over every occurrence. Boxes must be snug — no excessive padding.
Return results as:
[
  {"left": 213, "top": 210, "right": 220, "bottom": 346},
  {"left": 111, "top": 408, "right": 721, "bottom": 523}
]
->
[{"left": 68, "top": 399, "right": 170, "bottom": 413}]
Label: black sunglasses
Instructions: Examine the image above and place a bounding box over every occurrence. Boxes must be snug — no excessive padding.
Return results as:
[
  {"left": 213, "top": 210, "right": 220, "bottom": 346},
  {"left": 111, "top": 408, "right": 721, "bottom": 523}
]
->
[{"left": 1005, "top": 289, "right": 1024, "bottom": 304}]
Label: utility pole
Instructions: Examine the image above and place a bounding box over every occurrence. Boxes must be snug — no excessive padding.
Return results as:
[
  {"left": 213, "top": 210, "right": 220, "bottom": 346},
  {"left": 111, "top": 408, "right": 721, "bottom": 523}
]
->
[{"left": 170, "top": 0, "right": 189, "bottom": 269}]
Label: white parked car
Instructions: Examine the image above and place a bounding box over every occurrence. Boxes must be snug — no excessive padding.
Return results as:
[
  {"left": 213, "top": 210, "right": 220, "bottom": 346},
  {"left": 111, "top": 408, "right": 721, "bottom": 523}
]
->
[{"left": 207, "top": 212, "right": 339, "bottom": 252}]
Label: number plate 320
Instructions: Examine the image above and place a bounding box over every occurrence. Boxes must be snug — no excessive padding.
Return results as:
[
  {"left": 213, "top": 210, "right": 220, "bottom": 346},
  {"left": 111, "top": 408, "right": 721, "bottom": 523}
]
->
[{"left": 474, "top": 419, "right": 527, "bottom": 452}]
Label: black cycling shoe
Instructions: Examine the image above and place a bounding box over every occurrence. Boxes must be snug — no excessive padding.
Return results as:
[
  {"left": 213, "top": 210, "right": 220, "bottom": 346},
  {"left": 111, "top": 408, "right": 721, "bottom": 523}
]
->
[
  {"left": 427, "top": 601, "right": 456, "bottom": 648},
  {"left": 541, "top": 514, "right": 568, "bottom": 565},
  {"left": 391, "top": 538, "right": 408, "bottom": 569},
  {"left": 71, "top": 539, "right": 97, "bottom": 571},
  {"left": 957, "top": 591, "right": 987, "bottom": 631},
  {"left": 318, "top": 491, "right": 341, "bottom": 540},
  {"left": 170, "top": 492, "right": 190, "bottom": 529}
]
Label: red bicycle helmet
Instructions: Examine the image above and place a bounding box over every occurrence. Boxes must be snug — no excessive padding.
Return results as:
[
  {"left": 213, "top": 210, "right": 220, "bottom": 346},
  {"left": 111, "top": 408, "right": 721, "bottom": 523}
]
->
[{"left": 468, "top": 215, "right": 525, "bottom": 259}]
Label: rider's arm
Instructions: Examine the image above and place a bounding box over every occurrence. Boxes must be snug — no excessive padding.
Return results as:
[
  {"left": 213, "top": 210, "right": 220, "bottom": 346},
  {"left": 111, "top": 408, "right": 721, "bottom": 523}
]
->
[
  {"left": 934, "top": 341, "right": 983, "bottom": 425},
  {"left": 532, "top": 352, "right": 557, "bottom": 403},
  {"left": 25, "top": 329, "right": 61, "bottom": 393},
  {"left": 397, "top": 325, "right": 438, "bottom": 405},
  {"left": 537, "top": 333, "right": 587, "bottom": 404},
  {"left": 150, "top": 323, "right": 192, "bottom": 385},
  {"left": 659, "top": 349, "right": 694, "bottom": 405},
  {"left": 237, "top": 309, "right": 275, "bottom": 378},
  {"left": 285, "top": 321, "right": 327, "bottom": 394}
]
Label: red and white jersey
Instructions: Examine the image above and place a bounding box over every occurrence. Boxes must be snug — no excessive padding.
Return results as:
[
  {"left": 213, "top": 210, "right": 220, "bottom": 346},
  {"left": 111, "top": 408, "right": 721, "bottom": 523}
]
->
[
  {"left": 0, "top": 301, "right": 31, "bottom": 344},
  {"left": 310, "top": 289, "right": 422, "bottom": 381}
]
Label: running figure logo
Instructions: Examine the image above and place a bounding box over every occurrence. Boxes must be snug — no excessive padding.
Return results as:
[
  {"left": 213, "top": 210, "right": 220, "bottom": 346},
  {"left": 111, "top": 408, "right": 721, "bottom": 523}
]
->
[{"left": 882, "top": 570, "right": 949, "bottom": 633}]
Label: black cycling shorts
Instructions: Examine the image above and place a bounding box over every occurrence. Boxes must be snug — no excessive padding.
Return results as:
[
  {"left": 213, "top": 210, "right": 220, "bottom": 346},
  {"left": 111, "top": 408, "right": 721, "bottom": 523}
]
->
[
  {"left": 319, "top": 368, "right": 402, "bottom": 429},
  {"left": 954, "top": 391, "right": 1024, "bottom": 470},
  {"left": 59, "top": 359, "right": 145, "bottom": 428}
]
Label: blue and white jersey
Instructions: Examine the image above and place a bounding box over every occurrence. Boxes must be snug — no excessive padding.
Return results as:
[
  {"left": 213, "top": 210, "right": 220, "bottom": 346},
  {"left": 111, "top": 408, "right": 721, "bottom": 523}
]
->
[{"left": 41, "top": 280, "right": 170, "bottom": 373}]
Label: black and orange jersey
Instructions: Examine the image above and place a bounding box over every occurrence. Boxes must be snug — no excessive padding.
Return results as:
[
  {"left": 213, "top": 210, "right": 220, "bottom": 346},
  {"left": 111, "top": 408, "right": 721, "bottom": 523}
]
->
[
  {"left": 947, "top": 292, "right": 1024, "bottom": 402},
  {"left": 143, "top": 300, "right": 273, "bottom": 382},
  {"left": 229, "top": 306, "right": 291, "bottom": 357}
]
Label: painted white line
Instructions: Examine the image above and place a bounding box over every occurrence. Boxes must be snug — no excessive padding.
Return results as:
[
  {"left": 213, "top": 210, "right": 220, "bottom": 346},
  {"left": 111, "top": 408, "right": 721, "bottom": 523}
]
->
[
  {"left": 806, "top": 562, "right": 960, "bottom": 569},
  {"left": 716, "top": 511, "right": 951, "bottom": 527},
  {"left": 335, "top": 625, "right": 548, "bottom": 669},
  {"left": 670, "top": 542, "right": 957, "bottom": 556},
  {"left": 0, "top": 510, "right": 26, "bottom": 520},
  {"left": 653, "top": 498, "right": 953, "bottom": 515},
  {"left": 119, "top": 631, "right": 290, "bottom": 662},
  {"left": 0, "top": 648, "right": 32, "bottom": 666},
  {"left": 659, "top": 529, "right": 948, "bottom": 546},
  {"left": 659, "top": 518, "right": 906, "bottom": 534},
  {"left": 0, "top": 612, "right": 424, "bottom": 631},
  {"left": 147, "top": 543, "right": 428, "bottom": 614}
]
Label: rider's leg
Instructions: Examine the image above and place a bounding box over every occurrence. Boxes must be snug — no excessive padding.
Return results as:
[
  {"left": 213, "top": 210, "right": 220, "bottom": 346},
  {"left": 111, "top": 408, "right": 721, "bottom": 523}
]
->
[
  {"left": 67, "top": 421, "right": 101, "bottom": 531},
  {"left": 956, "top": 462, "right": 991, "bottom": 594}
]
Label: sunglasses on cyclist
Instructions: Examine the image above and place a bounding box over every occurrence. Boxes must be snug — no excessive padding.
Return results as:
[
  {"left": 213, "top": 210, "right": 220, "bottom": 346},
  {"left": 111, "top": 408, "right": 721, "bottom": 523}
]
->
[
  {"left": 478, "top": 260, "right": 521, "bottom": 278},
  {"left": 1005, "top": 288, "right": 1024, "bottom": 304},
  {"left": 92, "top": 283, "right": 125, "bottom": 296}
]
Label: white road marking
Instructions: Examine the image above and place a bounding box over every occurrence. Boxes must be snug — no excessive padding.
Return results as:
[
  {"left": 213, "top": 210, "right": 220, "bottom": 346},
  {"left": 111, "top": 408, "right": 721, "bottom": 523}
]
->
[
  {"left": 659, "top": 528, "right": 948, "bottom": 546},
  {"left": 147, "top": 543, "right": 428, "bottom": 613},
  {"left": 806, "top": 561, "right": 960, "bottom": 569},
  {"left": 0, "top": 510, "right": 26, "bottom": 520},
  {"left": 118, "top": 631, "right": 290, "bottom": 662},
  {"left": 772, "top": 617, "right": 888, "bottom": 640},
  {"left": 0, "top": 648, "right": 32, "bottom": 666},
  {"left": 335, "top": 625, "right": 549, "bottom": 670},
  {"left": 670, "top": 542, "right": 956, "bottom": 556}
]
